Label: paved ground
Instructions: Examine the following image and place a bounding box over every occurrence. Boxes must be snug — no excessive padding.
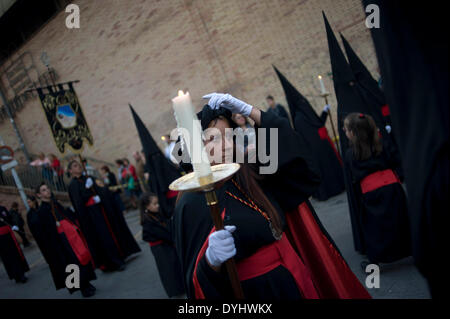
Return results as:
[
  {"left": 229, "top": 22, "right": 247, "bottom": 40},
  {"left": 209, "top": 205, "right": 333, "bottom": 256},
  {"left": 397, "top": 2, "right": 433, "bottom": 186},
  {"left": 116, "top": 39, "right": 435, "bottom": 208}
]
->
[{"left": 0, "top": 192, "right": 431, "bottom": 299}]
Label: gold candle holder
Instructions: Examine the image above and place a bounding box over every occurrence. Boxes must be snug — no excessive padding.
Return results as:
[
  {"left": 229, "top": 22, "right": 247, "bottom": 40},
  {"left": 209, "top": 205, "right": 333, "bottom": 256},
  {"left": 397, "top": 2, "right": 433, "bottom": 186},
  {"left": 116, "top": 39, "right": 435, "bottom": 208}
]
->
[{"left": 169, "top": 163, "right": 244, "bottom": 299}]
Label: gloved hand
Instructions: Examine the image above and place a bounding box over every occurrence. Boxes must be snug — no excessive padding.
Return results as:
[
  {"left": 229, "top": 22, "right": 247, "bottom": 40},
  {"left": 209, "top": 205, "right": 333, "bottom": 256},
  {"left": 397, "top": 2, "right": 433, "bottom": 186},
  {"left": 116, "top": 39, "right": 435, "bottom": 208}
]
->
[
  {"left": 323, "top": 104, "right": 330, "bottom": 113},
  {"left": 12, "top": 225, "right": 19, "bottom": 231},
  {"left": 385, "top": 125, "right": 392, "bottom": 134},
  {"left": 205, "top": 225, "right": 237, "bottom": 267},
  {"left": 202, "top": 93, "right": 253, "bottom": 117},
  {"left": 93, "top": 195, "right": 101, "bottom": 204},
  {"left": 85, "top": 177, "right": 94, "bottom": 189}
]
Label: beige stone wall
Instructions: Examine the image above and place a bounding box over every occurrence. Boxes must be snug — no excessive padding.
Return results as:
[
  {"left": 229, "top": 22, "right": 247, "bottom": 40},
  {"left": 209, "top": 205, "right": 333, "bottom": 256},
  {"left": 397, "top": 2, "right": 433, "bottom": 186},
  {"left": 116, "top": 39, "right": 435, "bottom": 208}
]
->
[{"left": 0, "top": 0, "right": 378, "bottom": 165}]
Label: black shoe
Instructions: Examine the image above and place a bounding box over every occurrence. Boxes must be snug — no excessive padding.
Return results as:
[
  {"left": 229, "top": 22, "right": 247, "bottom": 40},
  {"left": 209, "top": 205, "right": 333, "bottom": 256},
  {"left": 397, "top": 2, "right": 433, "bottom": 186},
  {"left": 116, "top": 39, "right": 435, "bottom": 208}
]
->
[
  {"left": 81, "top": 287, "right": 95, "bottom": 298},
  {"left": 88, "top": 283, "right": 96, "bottom": 292},
  {"left": 117, "top": 263, "right": 126, "bottom": 272}
]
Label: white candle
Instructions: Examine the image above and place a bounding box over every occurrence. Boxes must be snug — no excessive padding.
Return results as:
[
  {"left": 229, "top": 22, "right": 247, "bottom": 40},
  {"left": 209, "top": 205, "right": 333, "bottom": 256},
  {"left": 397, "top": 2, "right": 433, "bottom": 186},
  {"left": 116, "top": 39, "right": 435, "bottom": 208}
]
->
[
  {"left": 318, "top": 75, "right": 327, "bottom": 94},
  {"left": 172, "top": 90, "right": 212, "bottom": 184}
]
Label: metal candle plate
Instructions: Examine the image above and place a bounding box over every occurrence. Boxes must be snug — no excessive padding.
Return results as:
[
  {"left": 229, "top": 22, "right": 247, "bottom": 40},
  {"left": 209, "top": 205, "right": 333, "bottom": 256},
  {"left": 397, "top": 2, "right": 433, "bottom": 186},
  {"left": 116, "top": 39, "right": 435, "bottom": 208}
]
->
[{"left": 169, "top": 163, "right": 240, "bottom": 192}]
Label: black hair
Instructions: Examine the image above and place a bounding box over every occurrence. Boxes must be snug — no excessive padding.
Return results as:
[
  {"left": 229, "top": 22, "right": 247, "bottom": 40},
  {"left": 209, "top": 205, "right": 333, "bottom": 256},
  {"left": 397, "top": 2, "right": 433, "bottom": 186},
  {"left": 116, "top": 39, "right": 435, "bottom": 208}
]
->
[
  {"left": 138, "top": 192, "right": 158, "bottom": 225},
  {"left": 35, "top": 181, "right": 47, "bottom": 195},
  {"left": 266, "top": 95, "right": 274, "bottom": 100}
]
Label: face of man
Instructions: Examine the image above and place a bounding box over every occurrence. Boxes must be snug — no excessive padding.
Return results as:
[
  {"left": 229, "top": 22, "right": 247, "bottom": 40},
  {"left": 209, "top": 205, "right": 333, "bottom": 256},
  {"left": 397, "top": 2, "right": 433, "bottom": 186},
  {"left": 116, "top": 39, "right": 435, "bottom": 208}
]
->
[
  {"left": 266, "top": 98, "right": 275, "bottom": 108},
  {"left": 38, "top": 184, "right": 52, "bottom": 201}
]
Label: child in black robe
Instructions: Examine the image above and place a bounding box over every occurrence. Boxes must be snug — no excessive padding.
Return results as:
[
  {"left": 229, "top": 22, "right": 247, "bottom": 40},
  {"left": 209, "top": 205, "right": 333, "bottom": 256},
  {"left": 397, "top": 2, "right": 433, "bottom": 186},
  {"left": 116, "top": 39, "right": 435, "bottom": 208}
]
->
[
  {"left": 67, "top": 160, "right": 141, "bottom": 272},
  {"left": 343, "top": 113, "right": 411, "bottom": 269},
  {"left": 0, "top": 205, "right": 29, "bottom": 283},
  {"left": 28, "top": 182, "right": 97, "bottom": 297},
  {"left": 173, "top": 93, "right": 371, "bottom": 299},
  {"left": 140, "top": 192, "right": 185, "bottom": 298}
]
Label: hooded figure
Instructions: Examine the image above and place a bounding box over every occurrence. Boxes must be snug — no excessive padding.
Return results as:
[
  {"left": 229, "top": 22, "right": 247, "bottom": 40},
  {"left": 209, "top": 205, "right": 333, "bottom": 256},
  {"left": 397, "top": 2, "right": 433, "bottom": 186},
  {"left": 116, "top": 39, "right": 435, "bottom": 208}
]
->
[
  {"left": 129, "top": 104, "right": 181, "bottom": 218},
  {"left": 274, "top": 66, "right": 345, "bottom": 201},
  {"left": 323, "top": 12, "right": 405, "bottom": 254},
  {"left": 362, "top": 0, "right": 448, "bottom": 298},
  {"left": 173, "top": 94, "right": 370, "bottom": 299}
]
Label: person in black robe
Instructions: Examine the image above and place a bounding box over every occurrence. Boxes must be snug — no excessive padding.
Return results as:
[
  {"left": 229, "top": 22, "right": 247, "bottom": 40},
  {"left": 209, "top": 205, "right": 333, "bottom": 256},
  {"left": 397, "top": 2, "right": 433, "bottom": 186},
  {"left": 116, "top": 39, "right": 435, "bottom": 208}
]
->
[
  {"left": 173, "top": 93, "right": 371, "bottom": 299},
  {"left": 67, "top": 160, "right": 140, "bottom": 272},
  {"left": 101, "top": 165, "right": 125, "bottom": 214},
  {"left": 343, "top": 113, "right": 410, "bottom": 269},
  {"left": 9, "top": 202, "right": 31, "bottom": 247},
  {"left": 28, "top": 182, "right": 97, "bottom": 297},
  {"left": 362, "top": 0, "right": 448, "bottom": 298},
  {"left": 265, "top": 95, "right": 290, "bottom": 121},
  {"left": 0, "top": 204, "right": 29, "bottom": 283},
  {"left": 323, "top": 12, "right": 403, "bottom": 254},
  {"left": 140, "top": 192, "right": 185, "bottom": 298},
  {"left": 274, "top": 66, "right": 345, "bottom": 201}
]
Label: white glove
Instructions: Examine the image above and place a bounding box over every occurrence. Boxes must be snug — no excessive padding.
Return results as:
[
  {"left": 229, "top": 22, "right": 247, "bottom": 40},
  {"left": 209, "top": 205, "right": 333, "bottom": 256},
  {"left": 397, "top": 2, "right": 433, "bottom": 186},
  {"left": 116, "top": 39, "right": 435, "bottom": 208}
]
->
[
  {"left": 202, "top": 93, "right": 253, "bottom": 117},
  {"left": 385, "top": 125, "right": 392, "bottom": 134},
  {"left": 12, "top": 225, "right": 19, "bottom": 231},
  {"left": 93, "top": 195, "right": 101, "bottom": 204},
  {"left": 323, "top": 104, "right": 330, "bottom": 113},
  {"left": 205, "top": 225, "right": 237, "bottom": 267},
  {"left": 85, "top": 177, "right": 94, "bottom": 189}
]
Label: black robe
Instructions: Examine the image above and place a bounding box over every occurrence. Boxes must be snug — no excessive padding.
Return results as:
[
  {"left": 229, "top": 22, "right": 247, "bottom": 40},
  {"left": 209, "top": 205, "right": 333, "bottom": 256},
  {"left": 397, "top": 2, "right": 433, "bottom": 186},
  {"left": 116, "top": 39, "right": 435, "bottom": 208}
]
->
[
  {"left": 0, "top": 206, "right": 29, "bottom": 281},
  {"left": 68, "top": 175, "right": 140, "bottom": 270},
  {"left": 27, "top": 201, "right": 96, "bottom": 292},
  {"left": 142, "top": 212, "right": 185, "bottom": 297},
  {"left": 173, "top": 111, "right": 368, "bottom": 299},
  {"left": 344, "top": 148, "right": 411, "bottom": 263},
  {"left": 362, "top": 0, "right": 448, "bottom": 298}
]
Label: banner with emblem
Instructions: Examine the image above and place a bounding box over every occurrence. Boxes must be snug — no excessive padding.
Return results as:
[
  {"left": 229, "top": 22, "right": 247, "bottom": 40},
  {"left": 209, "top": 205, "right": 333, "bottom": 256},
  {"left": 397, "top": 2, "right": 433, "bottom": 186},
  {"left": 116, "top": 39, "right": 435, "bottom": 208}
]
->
[{"left": 36, "top": 82, "right": 93, "bottom": 154}]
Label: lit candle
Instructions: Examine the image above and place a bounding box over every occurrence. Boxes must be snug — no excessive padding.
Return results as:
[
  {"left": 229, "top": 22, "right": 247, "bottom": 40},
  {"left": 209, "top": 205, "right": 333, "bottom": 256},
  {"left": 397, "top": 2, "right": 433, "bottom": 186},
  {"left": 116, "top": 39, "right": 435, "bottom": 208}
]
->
[
  {"left": 172, "top": 90, "right": 212, "bottom": 185},
  {"left": 318, "top": 75, "right": 327, "bottom": 94}
]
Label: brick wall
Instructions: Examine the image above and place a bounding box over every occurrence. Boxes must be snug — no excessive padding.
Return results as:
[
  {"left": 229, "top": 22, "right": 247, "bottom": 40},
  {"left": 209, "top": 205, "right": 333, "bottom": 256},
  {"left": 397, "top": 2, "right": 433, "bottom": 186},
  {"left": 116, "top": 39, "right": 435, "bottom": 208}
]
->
[{"left": 0, "top": 0, "right": 378, "bottom": 165}]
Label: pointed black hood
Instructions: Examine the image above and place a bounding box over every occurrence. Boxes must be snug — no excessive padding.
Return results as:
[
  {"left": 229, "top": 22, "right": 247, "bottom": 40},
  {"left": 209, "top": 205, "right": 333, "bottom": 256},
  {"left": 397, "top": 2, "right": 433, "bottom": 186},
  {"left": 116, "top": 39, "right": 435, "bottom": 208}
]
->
[
  {"left": 323, "top": 11, "right": 378, "bottom": 152},
  {"left": 340, "top": 33, "right": 385, "bottom": 106},
  {"left": 273, "top": 65, "right": 322, "bottom": 130},
  {"left": 274, "top": 65, "right": 345, "bottom": 201},
  {"left": 129, "top": 104, "right": 181, "bottom": 216}
]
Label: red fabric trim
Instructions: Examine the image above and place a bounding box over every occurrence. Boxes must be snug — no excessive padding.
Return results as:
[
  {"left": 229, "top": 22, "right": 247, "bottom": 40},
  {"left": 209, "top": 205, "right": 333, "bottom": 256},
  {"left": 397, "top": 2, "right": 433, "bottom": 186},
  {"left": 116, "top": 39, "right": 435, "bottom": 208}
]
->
[
  {"left": 192, "top": 209, "right": 226, "bottom": 299},
  {"left": 57, "top": 219, "right": 92, "bottom": 265},
  {"left": 149, "top": 240, "right": 164, "bottom": 247},
  {"left": 360, "top": 169, "right": 400, "bottom": 194},
  {"left": 318, "top": 126, "right": 343, "bottom": 165},
  {"left": 236, "top": 234, "right": 319, "bottom": 299},
  {"left": 85, "top": 196, "right": 96, "bottom": 207},
  {"left": 0, "top": 225, "right": 25, "bottom": 261},
  {"left": 381, "top": 104, "right": 390, "bottom": 117},
  {"left": 0, "top": 225, "right": 9, "bottom": 235},
  {"left": 166, "top": 190, "right": 179, "bottom": 199},
  {"left": 99, "top": 205, "right": 124, "bottom": 257},
  {"left": 285, "top": 202, "right": 371, "bottom": 299}
]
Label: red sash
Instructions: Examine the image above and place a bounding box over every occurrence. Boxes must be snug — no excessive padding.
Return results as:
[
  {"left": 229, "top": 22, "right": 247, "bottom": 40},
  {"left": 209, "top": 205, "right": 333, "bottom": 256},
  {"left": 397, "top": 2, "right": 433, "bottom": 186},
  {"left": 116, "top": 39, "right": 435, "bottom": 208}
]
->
[
  {"left": 236, "top": 234, "right": 319, "bottom": 299},
  {"left": 381, "top": 104, "right": 390, "bottom": 116},
  {"left": 85, "top": 196, "right": 97, "bottom": 207},
  {"left": 57, "top": 219, "right": 92, "bottom": 266},
  {"left": 166, "top": 190, "right": 179, "bottom": 199},
  {"left": 0, "top": 225, "right": 25, "bottom": 261},
  {"left": 149, "top": 240, "right": 164, "bottom": 247},
  {"left": 360, "top": 169, "right": 400, "bottom": 194},
  {"left": 318, "top": 126, "right": 343, "bottom": 165}
]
